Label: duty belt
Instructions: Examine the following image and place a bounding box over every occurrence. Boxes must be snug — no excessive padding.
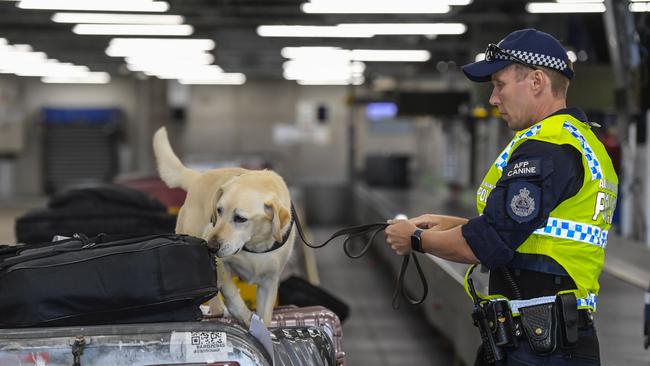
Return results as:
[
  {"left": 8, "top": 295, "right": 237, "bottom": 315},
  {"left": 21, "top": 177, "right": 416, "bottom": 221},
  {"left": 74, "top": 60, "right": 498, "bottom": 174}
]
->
[{"left": 463, "top": 264, "right": 598, "bottom": 315}]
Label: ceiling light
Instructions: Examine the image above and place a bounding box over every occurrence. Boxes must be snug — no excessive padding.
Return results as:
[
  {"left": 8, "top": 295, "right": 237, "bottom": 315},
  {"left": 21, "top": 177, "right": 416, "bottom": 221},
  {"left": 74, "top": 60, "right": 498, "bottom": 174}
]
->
[
  {"left": 41, "top": 73, "right": 111, "bottom": 84},
  {"left": 526, "top": 2, "right": 605, "bottom": 13},
  {"left": 125, "top": 53, "right": 215, "bottom": 65},
  {"left": 258, "top": 23, "right": 466, "bottom": 38},
  {"left": 106, "top": 38, "right": 215, "bottom": 56},
  {"left": 350, "top": 50, "right": 431, "bottom": 62},
  {"left": 296, "top": 77, "right": 365, "bottom": 86},
  {"left": 630, "top": 2, "right": 650, "bottom": 12},
  {"left": 179, "top": 73, "right": 246, "bottom": 85},
  {"left": 301, "top": 0, "right": 451, "bottom": 14},
  {"left": 339, "top": 23, "right": 466, "bottom": 35},
  {"left": 281, "top": 47, "right": 431, "bottom": 62},
  {"left": 257, "top": 25, "right": 373, "bottom": 38},
  {"left": 52, "top": 13, "right": 184, "bottom": 25},
  {"left": 18, "top": 0, "right": 169, "bottom": 12},
  {"left": 73, "top": 24, "right": 193, "bottom": 36}
]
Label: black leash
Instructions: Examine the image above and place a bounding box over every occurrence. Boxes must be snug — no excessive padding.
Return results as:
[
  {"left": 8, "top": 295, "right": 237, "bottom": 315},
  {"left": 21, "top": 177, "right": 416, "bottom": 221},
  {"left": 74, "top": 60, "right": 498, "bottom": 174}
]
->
[{"left": 291, "top": 205, "right": 428, "bottom": 309}]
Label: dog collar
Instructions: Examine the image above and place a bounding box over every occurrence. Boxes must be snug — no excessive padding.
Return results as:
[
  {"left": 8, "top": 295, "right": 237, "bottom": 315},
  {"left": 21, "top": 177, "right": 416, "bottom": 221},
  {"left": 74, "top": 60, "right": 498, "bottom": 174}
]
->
[{"left": 242, "top": 203, "right": 295, "bottom": 254}]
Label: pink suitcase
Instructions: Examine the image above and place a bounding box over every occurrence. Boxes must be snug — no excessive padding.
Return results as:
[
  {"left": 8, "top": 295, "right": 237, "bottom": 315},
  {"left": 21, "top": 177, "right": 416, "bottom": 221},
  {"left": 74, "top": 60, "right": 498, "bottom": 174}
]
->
[{"left": 271, "top": 305, "right": 346, "bottom": 366}]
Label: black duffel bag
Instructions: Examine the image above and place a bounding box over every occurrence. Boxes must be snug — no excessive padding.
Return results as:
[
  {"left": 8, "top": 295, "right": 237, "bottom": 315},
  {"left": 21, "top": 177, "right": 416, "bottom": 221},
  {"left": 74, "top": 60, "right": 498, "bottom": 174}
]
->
[
  {"left": 0, "top": 234, "right": 218, "bottom": 328},
  {"left": 15, "top": 184, "right": 177, "bottom": 244}
]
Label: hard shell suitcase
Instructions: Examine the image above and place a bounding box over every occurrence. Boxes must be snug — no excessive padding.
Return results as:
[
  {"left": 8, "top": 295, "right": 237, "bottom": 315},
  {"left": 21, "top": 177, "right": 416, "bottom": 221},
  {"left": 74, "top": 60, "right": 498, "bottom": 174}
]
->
[
  {"left": 0, "top": 234, "right": 218, "bottom": 328},
  {"left": 271, "top": 306, "right": 346, "bottom": 366},
  {"left": 0, "top": 321, "right": 272, "bottom": 366},
  {"left": 0, "top": 320, "right": 337, "bottom": 366}
]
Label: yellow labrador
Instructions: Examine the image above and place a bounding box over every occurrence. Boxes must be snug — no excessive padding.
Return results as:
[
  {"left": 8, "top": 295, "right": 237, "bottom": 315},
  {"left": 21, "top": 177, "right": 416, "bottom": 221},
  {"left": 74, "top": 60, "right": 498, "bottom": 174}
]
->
[{"left": 153, "top": 127, "right": 295, "bottom": 327}]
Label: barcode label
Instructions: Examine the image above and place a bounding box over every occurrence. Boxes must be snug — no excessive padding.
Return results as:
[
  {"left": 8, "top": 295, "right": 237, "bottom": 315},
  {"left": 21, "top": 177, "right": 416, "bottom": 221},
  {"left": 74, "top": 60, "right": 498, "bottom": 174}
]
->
[
  {"left": 170, "top": 331, "right": 232, "bottom": 363},
  {"left": 191, "top": 331, "right": 226, "bottom": 348}
]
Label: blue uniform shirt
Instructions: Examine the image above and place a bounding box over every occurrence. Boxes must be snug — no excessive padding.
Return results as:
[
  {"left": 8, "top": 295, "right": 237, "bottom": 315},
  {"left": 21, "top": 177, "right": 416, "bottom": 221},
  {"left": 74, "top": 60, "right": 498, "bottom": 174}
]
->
[{"left": 461, "top": 108, "right": 587, "bottom": 269}]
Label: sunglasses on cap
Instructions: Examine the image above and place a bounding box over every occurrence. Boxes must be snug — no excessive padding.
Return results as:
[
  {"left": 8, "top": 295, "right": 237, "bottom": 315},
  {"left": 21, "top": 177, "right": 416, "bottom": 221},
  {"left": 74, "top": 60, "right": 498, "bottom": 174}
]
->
[{"left": 485, "top": 43, "right": 538, "bottom": 71}]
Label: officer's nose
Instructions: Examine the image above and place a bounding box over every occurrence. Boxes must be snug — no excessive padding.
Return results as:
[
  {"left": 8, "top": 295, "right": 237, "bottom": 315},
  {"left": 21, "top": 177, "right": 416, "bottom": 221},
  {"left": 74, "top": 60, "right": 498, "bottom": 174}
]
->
[{"left": 489, "top": 88, "right": 500, "bottom": 107}]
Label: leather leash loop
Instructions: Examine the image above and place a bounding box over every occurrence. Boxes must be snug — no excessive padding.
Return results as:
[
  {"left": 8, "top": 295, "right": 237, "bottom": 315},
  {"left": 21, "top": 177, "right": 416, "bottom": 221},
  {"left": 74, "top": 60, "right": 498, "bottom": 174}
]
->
[{"left": 291, "top": 205, "right": 428, "bottom": 309}]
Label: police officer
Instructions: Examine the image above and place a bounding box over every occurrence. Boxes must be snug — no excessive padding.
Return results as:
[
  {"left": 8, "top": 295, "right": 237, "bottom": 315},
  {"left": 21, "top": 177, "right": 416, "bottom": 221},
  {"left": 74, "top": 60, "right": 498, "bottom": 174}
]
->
[{"left": 385, "top": 28, "right": 617, "bottom": 365}]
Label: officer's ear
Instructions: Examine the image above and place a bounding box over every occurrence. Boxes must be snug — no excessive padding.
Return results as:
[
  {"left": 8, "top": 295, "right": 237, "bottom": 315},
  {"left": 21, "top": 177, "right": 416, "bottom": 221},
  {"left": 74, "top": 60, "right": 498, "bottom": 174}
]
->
[{"left": 530, "top": 69, "right": 547, "bottom": 96}]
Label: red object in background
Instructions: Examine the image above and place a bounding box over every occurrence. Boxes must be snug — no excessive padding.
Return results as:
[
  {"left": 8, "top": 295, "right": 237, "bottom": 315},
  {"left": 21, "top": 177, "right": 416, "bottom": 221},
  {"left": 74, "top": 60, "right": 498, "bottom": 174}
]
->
[
  {"left": 114, "top": 175, "right": 187, "bottom": 214},
  {"left": 600, "top": 131, "right": 621, "bottom": 175}
]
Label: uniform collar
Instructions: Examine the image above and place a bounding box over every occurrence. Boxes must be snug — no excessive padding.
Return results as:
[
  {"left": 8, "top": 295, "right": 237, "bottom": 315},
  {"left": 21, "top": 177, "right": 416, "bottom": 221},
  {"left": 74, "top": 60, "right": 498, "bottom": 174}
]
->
[{"left": 547, "top": 107, "right": 600, "bottom": 127}]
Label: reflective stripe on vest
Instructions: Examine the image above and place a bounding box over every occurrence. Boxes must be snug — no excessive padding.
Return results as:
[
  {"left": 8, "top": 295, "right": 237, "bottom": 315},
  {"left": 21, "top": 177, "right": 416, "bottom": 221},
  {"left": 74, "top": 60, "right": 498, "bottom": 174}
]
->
[
  {"left": 494, "top": 124, "right": 542, "bottom": 171},
  {"left": 562, "top": 122, "right": 603, "bottom": 180},
  {"left": 506, "top": 293, "right": 597, "bottom": 316},
  {"left": 534, "top": 217, "right": 608, "bottom": 248}
]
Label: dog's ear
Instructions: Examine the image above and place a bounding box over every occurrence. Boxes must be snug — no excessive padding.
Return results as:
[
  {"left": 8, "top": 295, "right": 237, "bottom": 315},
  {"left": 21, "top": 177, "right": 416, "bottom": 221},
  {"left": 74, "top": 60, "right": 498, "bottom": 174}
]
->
[
  {"left": 209, "top": 187, "right": 224, "bottom": 226},
  {"left": 264, "top": 197, "right": 291, "bottom": 242}
]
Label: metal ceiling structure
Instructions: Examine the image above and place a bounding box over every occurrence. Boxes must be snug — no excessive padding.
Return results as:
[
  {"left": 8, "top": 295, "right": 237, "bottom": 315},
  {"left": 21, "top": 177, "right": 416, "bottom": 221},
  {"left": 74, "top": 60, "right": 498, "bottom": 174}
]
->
[{"left": 0, "top": 0, "right": 617, "bottom": 81}]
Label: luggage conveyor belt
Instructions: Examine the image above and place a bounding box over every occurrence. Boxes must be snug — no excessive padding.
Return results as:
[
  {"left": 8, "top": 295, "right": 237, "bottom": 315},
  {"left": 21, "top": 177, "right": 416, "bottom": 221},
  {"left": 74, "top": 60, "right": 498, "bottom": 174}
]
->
[{"left": 353, "top": 183, "right": 650, "bottom": 366}]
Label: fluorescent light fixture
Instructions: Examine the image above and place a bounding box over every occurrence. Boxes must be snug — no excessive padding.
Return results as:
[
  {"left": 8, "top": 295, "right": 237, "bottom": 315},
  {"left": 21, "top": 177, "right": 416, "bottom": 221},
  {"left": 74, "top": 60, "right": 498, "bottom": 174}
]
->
[
  {"left": 340, "top": 23, "right": 466, "bottom": 36},
  {"left": 296, "top": 77, "right": 364, "bottom": 86},
  {"left": 52, "top": 13, "right": 184, "bottom": 25},
  {"left": 301, "top": 0, "right": 451, "bottom": 14},
  {"left": 73, "top": 24, "right": 193, "bottom": 36},
  {"left": 19, "top": 0, "right": 169, "bottom": 12},
  {"left": 281, "top": 47, "right": 431, "bottom": 62},
  {"left": 526, "top": 2, "right": 605, "bottom": 13},
  {"left": 630, "top": 2, "right": 650, "bottom": 12},
  {"left": 42, "top": 73, "right": 111, "bottom": 84},
  {"left": 128, "top": 64, "right": 224, "bottom": 75},
  {"left": 106, "top": 38, "right": 215, "bottom": 56},
  {"left": 179, "top": 73, "right": 246, "bottom": 85},
  {"left": 281, "top": 47, "right": 343, "bottom": 59},
  {"left": 258, "top": 23, "right": 466, "bottom": 38},
  {"left": 126, "top": 53, "right": 215, "bottom": 65},
  {"left": 257, "top": 25, "right": 373, "bottom": 38},
  {"left": 14, "top": 63, "right": 89, "bottom": 77},
  {"left": 555, "top": 0, "right": 603, "bottom": 2}
]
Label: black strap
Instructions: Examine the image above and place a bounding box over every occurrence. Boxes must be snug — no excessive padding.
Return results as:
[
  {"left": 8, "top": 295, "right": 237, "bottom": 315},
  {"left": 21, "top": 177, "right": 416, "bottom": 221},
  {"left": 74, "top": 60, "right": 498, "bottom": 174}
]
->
[{"left": 291, "top": 205, "right": 428, "bottom": 309}]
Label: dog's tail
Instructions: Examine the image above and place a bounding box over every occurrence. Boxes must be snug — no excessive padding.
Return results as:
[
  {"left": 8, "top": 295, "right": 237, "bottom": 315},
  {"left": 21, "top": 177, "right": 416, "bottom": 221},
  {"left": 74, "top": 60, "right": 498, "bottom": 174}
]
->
[{"left": 153, "top": 127, "right": 199, "bottom": 190}]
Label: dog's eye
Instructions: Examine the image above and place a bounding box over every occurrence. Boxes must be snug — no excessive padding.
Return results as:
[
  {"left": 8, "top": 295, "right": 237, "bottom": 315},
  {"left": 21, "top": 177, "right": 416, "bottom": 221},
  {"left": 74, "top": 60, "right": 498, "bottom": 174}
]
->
[
  {"left": 217, "top": 207, "right": 223, "bottom": 216},
  {"left": 233, "top": 214, "right": 248, "bottom": 223}
]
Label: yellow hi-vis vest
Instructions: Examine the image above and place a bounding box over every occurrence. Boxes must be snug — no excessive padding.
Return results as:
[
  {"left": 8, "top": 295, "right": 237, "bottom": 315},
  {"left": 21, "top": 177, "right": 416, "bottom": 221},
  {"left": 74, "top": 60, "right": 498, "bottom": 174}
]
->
[{"left": 474, "top": 113, "right": 618, "bottom": 311}]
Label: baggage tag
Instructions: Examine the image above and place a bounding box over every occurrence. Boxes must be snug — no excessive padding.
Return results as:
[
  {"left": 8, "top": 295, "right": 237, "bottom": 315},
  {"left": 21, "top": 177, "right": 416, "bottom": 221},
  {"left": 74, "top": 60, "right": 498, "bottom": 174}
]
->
[
  {"left": 249, "top": 313, "right": 274, "bottom": 366},
  {"left": 169, "top": 330, "right": 233, "bottom": 363}
]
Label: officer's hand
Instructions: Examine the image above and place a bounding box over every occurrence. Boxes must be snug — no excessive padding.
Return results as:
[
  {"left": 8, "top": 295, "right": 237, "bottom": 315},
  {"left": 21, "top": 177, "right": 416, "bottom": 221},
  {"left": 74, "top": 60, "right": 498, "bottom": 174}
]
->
[
  {"left": 384, "top": 219, "right": 418, "bottom": 256},
  {"left": 410, "top": 214, "right": 467, "bottom": 231}
]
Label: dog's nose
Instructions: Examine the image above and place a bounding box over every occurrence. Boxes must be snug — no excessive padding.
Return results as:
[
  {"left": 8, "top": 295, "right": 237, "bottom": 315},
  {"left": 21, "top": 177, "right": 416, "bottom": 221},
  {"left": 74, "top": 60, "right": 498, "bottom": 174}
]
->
[{"left": 207, "top": 237, "right": 223, "bottom": 251}]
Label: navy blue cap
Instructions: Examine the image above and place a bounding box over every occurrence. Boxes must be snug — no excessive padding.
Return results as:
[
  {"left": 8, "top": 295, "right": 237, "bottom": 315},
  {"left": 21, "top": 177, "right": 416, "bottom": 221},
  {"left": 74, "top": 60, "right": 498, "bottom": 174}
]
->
[{"left": 462, "top": 28, "right": 574, "bottom": 82}]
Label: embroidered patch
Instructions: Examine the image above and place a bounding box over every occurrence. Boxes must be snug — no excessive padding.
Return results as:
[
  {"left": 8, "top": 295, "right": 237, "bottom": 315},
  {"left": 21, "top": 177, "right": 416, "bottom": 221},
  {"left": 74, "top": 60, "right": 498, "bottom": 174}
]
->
[
  {"left": 506, "top": 182, "right": 541, "bottom": 223},
  {"left": 503, "top": 159, "right": 541, "bottom": 180}
]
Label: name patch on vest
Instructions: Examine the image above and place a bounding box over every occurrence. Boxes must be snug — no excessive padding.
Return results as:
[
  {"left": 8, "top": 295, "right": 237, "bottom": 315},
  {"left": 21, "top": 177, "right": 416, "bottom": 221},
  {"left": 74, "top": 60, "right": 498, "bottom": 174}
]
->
[
  {"left": 504, "top": 159, "right": 541, "bottom": 180},
  {"left": 506, "top": 182, "right": 541, "bottom": 223}
]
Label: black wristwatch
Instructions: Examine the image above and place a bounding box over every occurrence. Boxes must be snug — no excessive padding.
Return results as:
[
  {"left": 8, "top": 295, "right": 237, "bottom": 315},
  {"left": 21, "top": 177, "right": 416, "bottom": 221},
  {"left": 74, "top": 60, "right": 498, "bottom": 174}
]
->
[{"left": 411, "top": 228, "right": 424, "bottom": 253}]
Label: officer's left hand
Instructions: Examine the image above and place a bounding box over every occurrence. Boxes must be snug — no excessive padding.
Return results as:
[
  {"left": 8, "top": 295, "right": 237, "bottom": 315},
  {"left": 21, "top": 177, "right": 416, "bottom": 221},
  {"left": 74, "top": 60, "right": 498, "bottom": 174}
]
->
[{"left": 385, "top": 219, "right": 418, "bottom": 256}]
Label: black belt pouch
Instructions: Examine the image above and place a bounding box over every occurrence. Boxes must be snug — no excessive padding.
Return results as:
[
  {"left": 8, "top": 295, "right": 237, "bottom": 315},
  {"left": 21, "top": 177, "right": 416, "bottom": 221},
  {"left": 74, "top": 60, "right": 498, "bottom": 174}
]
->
[
  {"left": 520, "top": 303, "right": 558, "bottom": 355},
  {"left": 556, "top": 292, "right": 579, "bottom": 348}
]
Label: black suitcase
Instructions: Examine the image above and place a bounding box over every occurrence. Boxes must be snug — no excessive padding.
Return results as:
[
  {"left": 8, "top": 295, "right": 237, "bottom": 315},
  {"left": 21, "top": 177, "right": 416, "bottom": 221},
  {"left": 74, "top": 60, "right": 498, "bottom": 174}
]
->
[
  {"left": 14, "top": 184, "right": 177, "bottom": 244},
  {"left": 0, "top": 234, "right": 218, "bottom": 328}
]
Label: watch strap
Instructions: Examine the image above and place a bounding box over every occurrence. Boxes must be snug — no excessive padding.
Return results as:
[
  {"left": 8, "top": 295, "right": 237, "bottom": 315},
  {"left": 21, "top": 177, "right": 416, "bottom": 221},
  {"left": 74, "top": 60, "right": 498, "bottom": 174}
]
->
[{"left": 411, "top": 228, "right": 424, "bottom": 253}]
